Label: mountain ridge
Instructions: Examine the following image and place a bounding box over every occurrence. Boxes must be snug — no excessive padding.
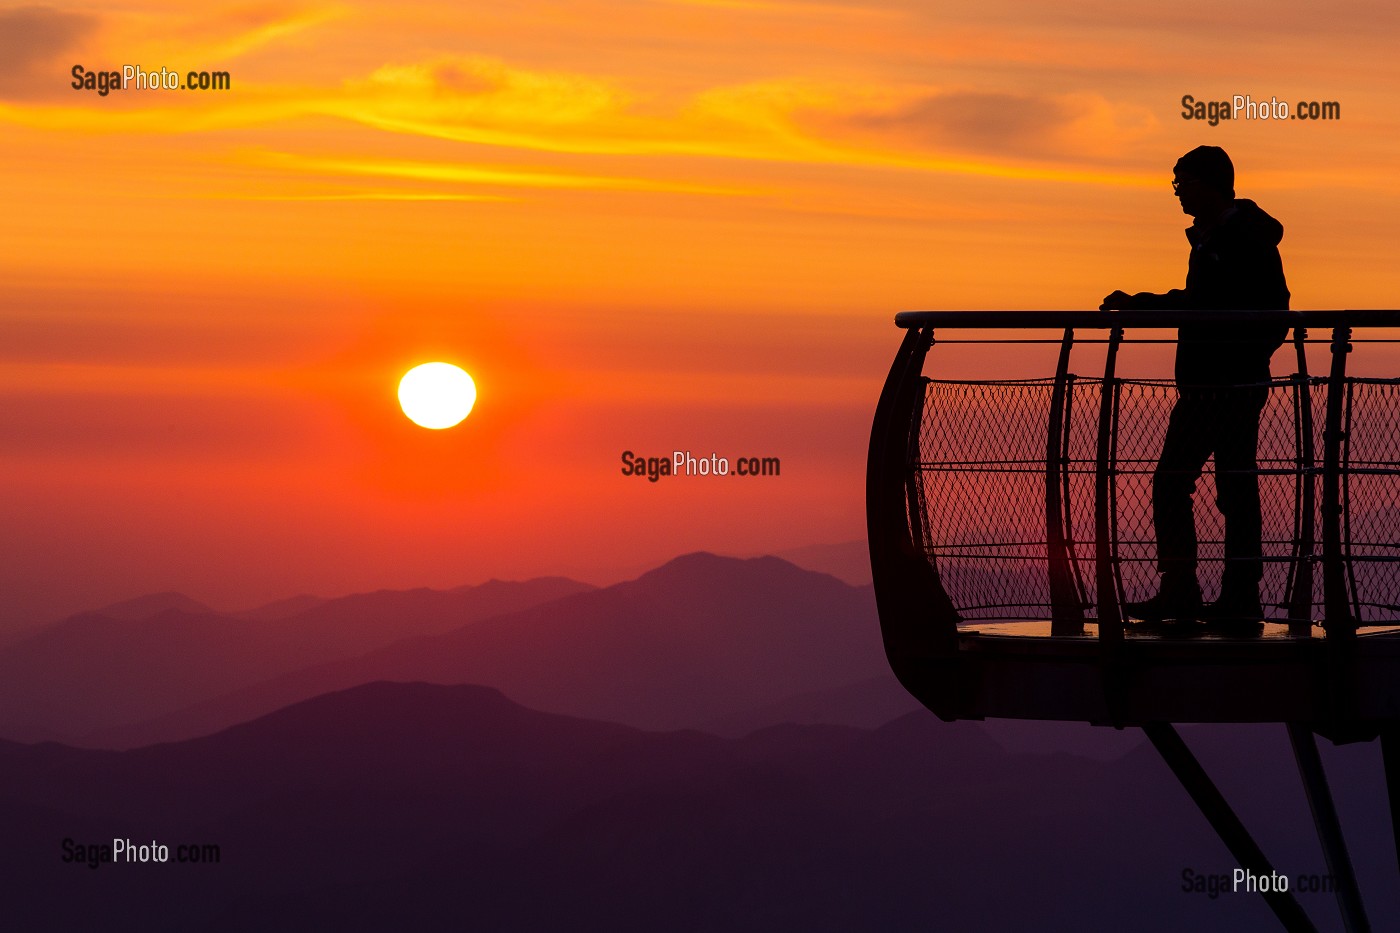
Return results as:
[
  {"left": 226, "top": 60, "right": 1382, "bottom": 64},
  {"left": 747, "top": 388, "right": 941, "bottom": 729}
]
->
[
  {"left": 85, "top": 552, "right": 885, "bottom": 749},
  {"left": 0, "top": 575, "right": 596, "bottom": 743}
]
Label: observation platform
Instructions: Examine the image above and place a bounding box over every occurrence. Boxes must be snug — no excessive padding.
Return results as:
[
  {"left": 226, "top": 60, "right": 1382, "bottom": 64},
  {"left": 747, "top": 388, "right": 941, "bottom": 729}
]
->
[
  {"left": 867, "top": 310, "right": 1400, "bottom": 737},
  {"left": 867, "top": 310, "right": 1400, "bottom": 930}
]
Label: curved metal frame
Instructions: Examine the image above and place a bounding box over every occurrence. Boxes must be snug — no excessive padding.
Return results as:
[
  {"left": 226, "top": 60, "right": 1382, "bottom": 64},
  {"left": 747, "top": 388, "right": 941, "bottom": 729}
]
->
[
  {"left": 1095, "top": 327, "right": 1124, "bottom": 644},
  {"left": 1045, "top": 328, "right": 1083, "bottom": 635},
  {"left": 866, "top": 327, "right": 958, "bottom": 658}
]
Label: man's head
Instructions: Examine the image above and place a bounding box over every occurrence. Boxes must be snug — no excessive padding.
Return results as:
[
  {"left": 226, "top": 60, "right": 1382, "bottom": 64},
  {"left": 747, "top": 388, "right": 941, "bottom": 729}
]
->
[{"left": 1172, "top": 145, "right": 1234, "bottom": 219}]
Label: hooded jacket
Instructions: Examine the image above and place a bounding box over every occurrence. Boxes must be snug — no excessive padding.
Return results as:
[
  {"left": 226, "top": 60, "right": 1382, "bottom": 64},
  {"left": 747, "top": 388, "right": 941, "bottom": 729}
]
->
[{"left": 1129, "top": 199, "right": 1290, "bottom": 386}]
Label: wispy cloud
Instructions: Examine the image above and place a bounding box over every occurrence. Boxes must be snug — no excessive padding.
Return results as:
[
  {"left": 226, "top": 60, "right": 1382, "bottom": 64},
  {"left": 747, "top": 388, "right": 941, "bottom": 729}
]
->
[
  {"left": 654, "top": 0, "right": 898, "bottom": 15},
  {"left": 156, "top": 3, "right": 344, "bottom": 62},
  {"left": 247, "top": 148, "right": 759, "bottom": 196},
  {"left": 1, "top": 0, "right": 1390, "bottom": 212},
  {"left": 216, "top": 190, "right": 516, "bottom": 202},
  {"left": 1, "top": 41, "right": 1153, "bottom": 191},
  {"left": 0, "top": 5, "right": 100, "bottom": 101},
  {"left": 831, "top": 88, "right": 1158, "bottom": 163}
]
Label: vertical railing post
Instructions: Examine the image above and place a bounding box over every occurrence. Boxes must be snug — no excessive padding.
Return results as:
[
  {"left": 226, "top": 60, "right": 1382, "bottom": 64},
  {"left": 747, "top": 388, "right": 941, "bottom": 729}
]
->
[
  {"left": 1046, "top": 328, "right": 1084, "bottom": 635},
  {"left": 1342, "top": 380, "right": 1362, "bottom": 626},
  {"left": 1287, "top": 328, "right": 1317, "bottom": 636},
  {"left": 1096, "top": 326, "right": 1124, "bottom": 644},
  {"left": 1061, "top": 375, "right": 1091, "bottom": 608},
  {"left": 1321, "top": 326, "right": 1355, "bottom": 640}
]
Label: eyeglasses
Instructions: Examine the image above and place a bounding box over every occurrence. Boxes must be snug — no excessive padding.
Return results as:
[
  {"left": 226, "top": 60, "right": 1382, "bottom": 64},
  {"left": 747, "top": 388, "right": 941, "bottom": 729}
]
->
[{"left": 1171, "top": 176, "right": 1200, "bottom": 193}]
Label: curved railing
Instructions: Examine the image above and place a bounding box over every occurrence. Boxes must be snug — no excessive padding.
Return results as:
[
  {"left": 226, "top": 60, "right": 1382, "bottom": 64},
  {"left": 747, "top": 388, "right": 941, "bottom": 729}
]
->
[{"left": 867, "top": 310, "right": 1400, "bottom": 657}]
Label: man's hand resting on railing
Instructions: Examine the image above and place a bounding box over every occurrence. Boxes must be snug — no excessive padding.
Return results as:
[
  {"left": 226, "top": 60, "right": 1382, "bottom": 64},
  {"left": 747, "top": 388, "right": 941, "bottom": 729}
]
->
[{"left": 1100, "top": 290, "right": 1151, "bottom": 311}]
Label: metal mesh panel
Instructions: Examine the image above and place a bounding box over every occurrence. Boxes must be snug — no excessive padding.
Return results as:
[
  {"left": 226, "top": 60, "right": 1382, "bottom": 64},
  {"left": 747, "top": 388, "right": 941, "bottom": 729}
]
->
[
  {"left": 914, "top": 380, "right": 1055, "bottom": 618},
  {"left": 1345, "top": 379, "right": 1400, "bottom": 620},
  {"left": 910, "top": 370, "right": 1400, "bottom": 625}
]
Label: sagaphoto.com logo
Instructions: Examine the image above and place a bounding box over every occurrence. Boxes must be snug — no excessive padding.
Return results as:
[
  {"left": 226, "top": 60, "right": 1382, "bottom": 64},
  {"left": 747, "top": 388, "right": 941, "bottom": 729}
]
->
[
  {"left": 620, "top": 450, "right": 781, "bottom": 483},
  {"left": 1181, "top": 93, "right": 1340, "bottom": 126},
  {"left": 71, "top": 64, "right": 231, "bottom": 97}
]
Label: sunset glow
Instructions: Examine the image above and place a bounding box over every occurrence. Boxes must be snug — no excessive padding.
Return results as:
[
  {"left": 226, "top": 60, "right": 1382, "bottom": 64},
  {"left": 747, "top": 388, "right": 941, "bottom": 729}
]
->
[{"left": 3, "top": 0, "right": 1400, "bottom": 624}]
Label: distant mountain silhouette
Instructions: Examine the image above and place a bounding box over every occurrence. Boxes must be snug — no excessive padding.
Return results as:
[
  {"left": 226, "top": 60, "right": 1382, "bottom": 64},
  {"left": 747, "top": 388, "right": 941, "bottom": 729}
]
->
[
  {"left": 90, "top": 591, "right": 216, "bottom": 621},
  {"left": 247, "top": 576, "right": 595, "bottom": 653},
  {"left": 0, "top": 576, "right": 593, "bottom": 743},
  {"left": 232, "top": 593, "right": 327, "bottom": 621},
  {"left": 770, "top": 539, "right": 873, "bottom": 586},
  {"left": 5, "top": 682, "right": 1391, "bottom": 931},
  {"left": 88, "top": 553, "right": 888, "bottom": 748}
]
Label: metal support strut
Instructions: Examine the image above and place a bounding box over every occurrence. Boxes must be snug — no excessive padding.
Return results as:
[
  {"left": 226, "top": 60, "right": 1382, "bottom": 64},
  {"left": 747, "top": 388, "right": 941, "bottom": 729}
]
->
[
  {"left": 1143, "top": 723, "right": 1317, "bottom": 932},
  {"left": 1287, "top": 723, "right": 1370, "bottom": 931},
  {"left": 1381, "top": 728, "right": 1400, "bottom": 880}
]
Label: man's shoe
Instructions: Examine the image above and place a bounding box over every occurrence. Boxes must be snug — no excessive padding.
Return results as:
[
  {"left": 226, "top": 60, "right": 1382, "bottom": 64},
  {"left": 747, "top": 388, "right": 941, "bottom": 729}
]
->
[
  {"left": 1124, "top": 577, "right": 1202, "bottom": 623},
  {"left": 1200, "top": 590, "right": 1265, "bottom": 635}
]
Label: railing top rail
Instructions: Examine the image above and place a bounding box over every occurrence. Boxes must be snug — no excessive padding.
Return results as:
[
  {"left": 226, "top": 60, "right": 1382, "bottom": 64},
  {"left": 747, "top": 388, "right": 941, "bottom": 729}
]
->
[{"left": 894, "top": 309, "right": 1400, "bottom": 330}]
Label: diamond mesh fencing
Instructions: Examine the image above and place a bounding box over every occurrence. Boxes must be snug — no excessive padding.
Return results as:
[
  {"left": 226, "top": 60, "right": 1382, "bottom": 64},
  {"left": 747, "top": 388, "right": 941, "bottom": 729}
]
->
[
  {"left": 909, "top": 360, "right": 1400, "bottom": 626},
  {"left": 913, "top": 379, "right": 1059, "bottom": 617},
  {"left": 1344, "top": 379, "right": 1400, "bottom": 620}
]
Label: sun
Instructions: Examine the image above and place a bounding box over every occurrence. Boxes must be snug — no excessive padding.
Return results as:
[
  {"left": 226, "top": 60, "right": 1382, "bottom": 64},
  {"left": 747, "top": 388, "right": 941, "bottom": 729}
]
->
[{"left": 398, "top": 362, "right": 477, "bottom": 429}]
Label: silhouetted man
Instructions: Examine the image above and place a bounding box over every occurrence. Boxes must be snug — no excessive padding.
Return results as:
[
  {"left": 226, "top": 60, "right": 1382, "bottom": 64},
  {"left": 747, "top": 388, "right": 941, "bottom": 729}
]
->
[{"left": 1101, "top": 146, "right": 1289, "bottom": 627}]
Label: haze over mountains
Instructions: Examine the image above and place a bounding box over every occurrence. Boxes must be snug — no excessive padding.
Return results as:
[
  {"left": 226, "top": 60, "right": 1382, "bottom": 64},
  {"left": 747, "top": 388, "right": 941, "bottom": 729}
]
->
[
  {"left": 6, "top": 682, "right": 1394, "bottom": 932},
  {"left": 0, "top": 575, "right": 594, "bottom": 743},
  {"left": 3, "top": 552, "right": 1396, "bottom": 930},
  {"left": 0, "top": 553, "right": 908, "bottom": 748},
  {"left": 85, "top": 553, "right": 895, "bottom": 749}
]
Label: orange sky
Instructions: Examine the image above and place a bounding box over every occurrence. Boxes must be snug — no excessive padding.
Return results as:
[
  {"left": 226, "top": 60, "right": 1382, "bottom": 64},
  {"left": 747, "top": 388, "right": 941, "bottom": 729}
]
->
[{"left": 4, "top": 0, "right": 1400, "bottom": 626}]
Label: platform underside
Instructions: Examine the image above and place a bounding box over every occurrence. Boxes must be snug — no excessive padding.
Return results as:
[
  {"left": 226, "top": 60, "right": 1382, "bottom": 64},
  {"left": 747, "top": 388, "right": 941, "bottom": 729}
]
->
[
  {"left": 896, "top": 622, "right": 1400, "bottom": 732},
  {"left": 962, "top": 620, "right": 1400, "bottom": 640}
]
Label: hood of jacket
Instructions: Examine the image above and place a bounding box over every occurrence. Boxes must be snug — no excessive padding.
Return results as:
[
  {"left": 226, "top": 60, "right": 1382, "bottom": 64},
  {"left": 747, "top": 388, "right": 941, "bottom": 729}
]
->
[{"left": 1186, "top": 198, "right": 1284, "bottom": 250}]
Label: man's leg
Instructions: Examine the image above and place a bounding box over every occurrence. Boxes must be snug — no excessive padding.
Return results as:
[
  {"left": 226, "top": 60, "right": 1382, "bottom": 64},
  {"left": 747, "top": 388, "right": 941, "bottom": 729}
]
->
[
  {"left": 1127, "top": 394, "right": 1214, "bottom": 620},
  {"left": 1207, "top": 386, "right": 1269, "bottom": 620}
]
